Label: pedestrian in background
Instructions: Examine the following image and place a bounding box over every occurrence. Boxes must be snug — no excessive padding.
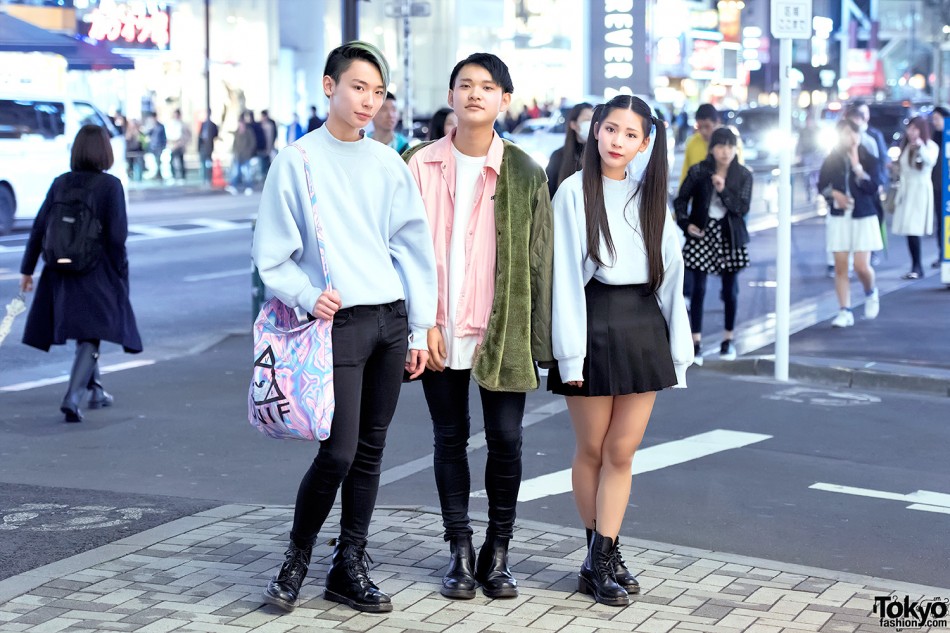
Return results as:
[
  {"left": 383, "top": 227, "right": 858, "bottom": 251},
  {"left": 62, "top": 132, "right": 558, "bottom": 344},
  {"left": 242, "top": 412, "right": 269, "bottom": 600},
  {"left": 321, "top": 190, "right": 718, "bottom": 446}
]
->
[
  {"left": 369, "top": 92, "right": 410, "bottom": 153},
  {"left": 198, "top": 111, "right": 219, "bottom": 185},
  {"left": 930, "top": 106, "right": 948, "bottom": 268},
  {"left": 818, "top": 119, "right": 882, "bottom": 328},
  {"left": 546, "top": 101, "right": 593, "bottom": 198},
  {"left": 124, "top": 119, "right": 145, "bottom": 182},
  {"left": 892, "top": 116, "right": 938, "bottom": 279},
  {"left": 259, "top": 109, "right": 277, "bottom": 176},
  {"left": 404, "top": 52, "right": 554, "bottom": 603},
  {"left": 228, "top": 118, "right": 256, "bottom": 195},
  {"left": 254, "top": 41, "right": 436, "bottom": 615},
  {"left": 674, "top": 127, "right": 753, "bottom": 362},
  {"left": 307, "top": 105, "right": 323, "bottom": 132},
  {"left": 286, "top": 113, "right": 304, "bottom": 144},
  {"left": 846, "top": 101, "right": 889, "bottom": 262},
  {"left": 426, "top": 107, "right": 458, "bottom": 141},
  {"left": 19, "top": 125, "right": 142, "bottom": 423},
  {"left": 679, "top": 104, "right": 721, "bottom": 185},
  {"left": 167, "top": 109, "right": 192, "bottom": 183},
  {"left": 549, "top": 96, "right": 691, "bottom": 607},
  {"left": 146, "top": 112, "right": 166, "bottom": 181}
]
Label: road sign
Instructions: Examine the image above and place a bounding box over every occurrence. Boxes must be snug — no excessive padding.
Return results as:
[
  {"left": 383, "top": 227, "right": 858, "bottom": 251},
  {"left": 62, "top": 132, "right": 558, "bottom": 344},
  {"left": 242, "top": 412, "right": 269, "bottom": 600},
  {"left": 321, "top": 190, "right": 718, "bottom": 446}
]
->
[{"left": 770, "top": 0, "right": 813, "bottom": 40}]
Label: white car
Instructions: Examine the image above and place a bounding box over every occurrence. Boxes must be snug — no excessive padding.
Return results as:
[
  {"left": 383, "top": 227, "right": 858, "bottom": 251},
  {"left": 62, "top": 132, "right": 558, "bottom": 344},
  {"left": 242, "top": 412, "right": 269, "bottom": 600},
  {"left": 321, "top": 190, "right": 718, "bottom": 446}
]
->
[{"left": 0, "top": 95, "right": 126, "bottom": 234}]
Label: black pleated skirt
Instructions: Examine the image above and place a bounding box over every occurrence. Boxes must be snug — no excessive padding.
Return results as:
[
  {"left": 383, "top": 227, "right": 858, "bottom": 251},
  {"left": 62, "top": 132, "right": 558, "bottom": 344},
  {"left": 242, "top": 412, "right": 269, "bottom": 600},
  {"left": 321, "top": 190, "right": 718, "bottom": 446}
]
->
[{"left": 547, "top": 279, "right": 677, "bottom": 397}]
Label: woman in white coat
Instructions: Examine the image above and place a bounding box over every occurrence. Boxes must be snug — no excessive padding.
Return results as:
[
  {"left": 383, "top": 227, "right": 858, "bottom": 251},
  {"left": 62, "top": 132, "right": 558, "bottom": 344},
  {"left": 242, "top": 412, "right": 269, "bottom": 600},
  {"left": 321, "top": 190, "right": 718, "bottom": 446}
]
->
[{"left": 892, "top": 116, "right": 939, "bottom": 279}]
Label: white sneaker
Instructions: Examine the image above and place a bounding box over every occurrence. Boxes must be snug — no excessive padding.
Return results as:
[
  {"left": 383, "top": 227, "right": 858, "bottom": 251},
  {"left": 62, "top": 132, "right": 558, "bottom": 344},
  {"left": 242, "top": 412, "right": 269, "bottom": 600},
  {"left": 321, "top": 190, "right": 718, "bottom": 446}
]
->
[
  {"left": 864, "top": 289, "right": 880, "bottom": 320},
  {"left": 719, "top": 340, "right": 737, "bottom": 361},
  {"left": 692, "top": 342, "right": 704, "bottom": 366},
  {"left": 831, "top": 309, "right": 855, "bottom": 328}
]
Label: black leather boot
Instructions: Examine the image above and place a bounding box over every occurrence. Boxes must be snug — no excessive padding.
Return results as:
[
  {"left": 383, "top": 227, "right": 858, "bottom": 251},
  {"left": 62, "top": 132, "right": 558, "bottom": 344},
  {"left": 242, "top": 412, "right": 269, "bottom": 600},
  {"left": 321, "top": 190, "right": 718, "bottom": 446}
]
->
[
  {"left": 324, "top": 540, "right": 392, "bottom": 613},
  {"left": 262, "top": 542, "right": 312, "bottom": 612},
  {"left": 474, "top": 534, "right": 518, "bottom": 599},
  {"left": 60, "top": 342, "right": 98, "bottom": 422},
  {"left": 86, "top": 362, "right": 114, "bottom": 409},
  {"left": 441, "top": 536, "right": 476, "bottom": 599},
  {"left": 610, "top": 538, "right": 641, "bottom": 595},
  {"left": 577, "top": 531, "right": 628, "bottom": 607}
]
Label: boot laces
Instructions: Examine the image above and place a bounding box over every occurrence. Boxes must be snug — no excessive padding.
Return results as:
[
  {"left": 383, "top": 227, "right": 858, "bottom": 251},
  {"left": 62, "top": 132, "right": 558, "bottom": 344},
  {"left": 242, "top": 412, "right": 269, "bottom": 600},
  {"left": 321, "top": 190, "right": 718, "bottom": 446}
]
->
[
  {"left": 277, "top": 546, "right": 310, "bottom": 583},
  {"left": 330, "top": 539, "right": 375, "bottom": 586},
  {"left": 609, "top": 541, "right": 627, "bottom": 570}
]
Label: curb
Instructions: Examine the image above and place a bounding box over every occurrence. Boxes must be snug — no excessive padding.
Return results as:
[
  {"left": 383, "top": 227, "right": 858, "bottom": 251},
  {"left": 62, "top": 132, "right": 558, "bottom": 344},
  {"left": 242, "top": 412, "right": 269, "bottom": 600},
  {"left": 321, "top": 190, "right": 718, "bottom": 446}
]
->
[
  {"left": 702, "top": 355, "right": 950, "bottom": 397},
  {"left": 128, "top": 186, "right": 228, "bottom": 203}
]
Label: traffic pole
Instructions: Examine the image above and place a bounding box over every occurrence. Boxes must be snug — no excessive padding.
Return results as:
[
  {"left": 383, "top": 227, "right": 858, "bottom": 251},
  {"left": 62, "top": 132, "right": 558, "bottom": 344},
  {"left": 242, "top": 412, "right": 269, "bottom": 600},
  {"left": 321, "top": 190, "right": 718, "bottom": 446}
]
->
[{"left": 775, "top": 37, "right": 793, "bottom": 382}]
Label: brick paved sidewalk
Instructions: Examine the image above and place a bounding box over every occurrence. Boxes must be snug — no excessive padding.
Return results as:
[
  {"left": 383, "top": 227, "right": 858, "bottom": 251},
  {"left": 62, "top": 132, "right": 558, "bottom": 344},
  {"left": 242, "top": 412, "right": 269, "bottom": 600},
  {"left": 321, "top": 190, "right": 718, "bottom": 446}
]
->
[{"left": 0, "top": 505, "right": 945, "bottom": 633}]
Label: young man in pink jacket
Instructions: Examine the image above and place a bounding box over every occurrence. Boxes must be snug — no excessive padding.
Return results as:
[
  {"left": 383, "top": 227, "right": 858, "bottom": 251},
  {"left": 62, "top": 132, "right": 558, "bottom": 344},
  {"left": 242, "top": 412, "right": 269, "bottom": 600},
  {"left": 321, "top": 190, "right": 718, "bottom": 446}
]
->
[{"left": 403, "top": 53, "right": 554, "bottom": 602}]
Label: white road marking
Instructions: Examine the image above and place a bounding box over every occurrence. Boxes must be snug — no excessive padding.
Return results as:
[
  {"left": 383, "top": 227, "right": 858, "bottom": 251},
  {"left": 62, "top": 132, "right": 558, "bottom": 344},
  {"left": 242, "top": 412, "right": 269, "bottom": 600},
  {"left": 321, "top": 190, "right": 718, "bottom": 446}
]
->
[
  {"left": 127, "top": 224, "right": 179, "bottom": 237},
  {"left": 810, "top": 483, "right": 950, "bottom": 515},
  {"left": 479, "top": 429, "right": 772, "bottom": 503},
  {"left": 379, "top": 399, "right": 568, "bottom": 487},
  {"left": 0, "top": 359, "right": 155, "bottom": 392},
  {"left": 184, "top": 268, "right": 251, "bottom": 282}
]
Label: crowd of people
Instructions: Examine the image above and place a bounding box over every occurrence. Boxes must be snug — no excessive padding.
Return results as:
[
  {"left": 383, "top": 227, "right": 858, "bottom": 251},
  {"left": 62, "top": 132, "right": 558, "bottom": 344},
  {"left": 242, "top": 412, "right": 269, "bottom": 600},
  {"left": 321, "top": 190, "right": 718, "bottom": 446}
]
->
[{"left": 15, "top": 38, "right": 947, "bottom": 621}]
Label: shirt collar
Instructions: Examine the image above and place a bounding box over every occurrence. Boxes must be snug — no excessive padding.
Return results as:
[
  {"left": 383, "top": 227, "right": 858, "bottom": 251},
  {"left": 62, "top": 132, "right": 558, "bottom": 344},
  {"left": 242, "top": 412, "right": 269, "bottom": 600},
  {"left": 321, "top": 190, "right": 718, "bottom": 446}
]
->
[{"left": 424, "top": 129, "right": 505, "bottom": 175}]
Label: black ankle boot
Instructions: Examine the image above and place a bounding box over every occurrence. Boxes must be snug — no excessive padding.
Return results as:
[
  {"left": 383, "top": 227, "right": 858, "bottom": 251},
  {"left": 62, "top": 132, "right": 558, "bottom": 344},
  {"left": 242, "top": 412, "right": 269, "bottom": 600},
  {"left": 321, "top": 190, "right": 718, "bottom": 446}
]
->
[
  {"left": 578, "top": 531, "right": 628, "bottom": 607},
  {"left": 262, "top": 542, "right": 312, "bottom": 612},
  {"left": 60, "top": 342, "right": 98, "bottom": 423},
  {"left": 610, "top": 538, "right": 640, "bottom": 595},
  {"left": 324, "top": 540, "right": 392, "bottom": 613},
  {"left": 474, "top": 534, "right": 518, "bottom": 599},
  {"left": 441, "top": 536, "right": 476, "bottom": 599},
  {"left": 86, "top": 362, "right": 113, "bottom": 409}
]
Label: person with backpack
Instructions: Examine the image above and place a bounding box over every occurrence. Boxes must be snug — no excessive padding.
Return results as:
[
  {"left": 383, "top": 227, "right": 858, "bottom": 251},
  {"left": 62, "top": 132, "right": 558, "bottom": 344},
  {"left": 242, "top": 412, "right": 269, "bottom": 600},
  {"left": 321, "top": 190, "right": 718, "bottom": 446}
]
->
[{"left": 19, "top": 125, "right": 143, "bottom": 423}]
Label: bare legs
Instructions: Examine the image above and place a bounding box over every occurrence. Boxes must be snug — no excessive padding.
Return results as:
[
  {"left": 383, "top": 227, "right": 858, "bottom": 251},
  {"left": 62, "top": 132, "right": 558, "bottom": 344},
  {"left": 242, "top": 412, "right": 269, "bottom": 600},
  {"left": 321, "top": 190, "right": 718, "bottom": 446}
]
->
[{"left": 567, "top": 392, "right": 657, "bottom": 538}]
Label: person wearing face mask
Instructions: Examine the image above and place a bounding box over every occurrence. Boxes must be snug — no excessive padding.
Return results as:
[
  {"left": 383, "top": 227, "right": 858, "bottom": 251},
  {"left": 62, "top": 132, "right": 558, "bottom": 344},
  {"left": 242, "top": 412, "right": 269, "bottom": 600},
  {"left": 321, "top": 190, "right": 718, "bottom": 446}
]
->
[{"left": 546, "top": 102, "right": 593, "bottom": 198}]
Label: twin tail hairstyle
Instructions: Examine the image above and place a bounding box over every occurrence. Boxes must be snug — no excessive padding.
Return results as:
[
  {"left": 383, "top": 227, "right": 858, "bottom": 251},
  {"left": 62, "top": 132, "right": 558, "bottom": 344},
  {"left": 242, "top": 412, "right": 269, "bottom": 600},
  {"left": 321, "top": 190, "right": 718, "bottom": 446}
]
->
[{"left": 581, "top": 95, "right": 669, "bottom": 293}]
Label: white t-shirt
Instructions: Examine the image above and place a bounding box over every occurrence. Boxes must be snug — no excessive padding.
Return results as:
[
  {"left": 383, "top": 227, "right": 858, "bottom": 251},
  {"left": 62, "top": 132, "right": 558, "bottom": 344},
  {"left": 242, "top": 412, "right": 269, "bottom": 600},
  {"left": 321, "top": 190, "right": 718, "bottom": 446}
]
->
[
  {"left": 444, "top": 144, "right": 486, "bottom": 370},
  {"left": 708, "top": 193, "right": 726, "bottom": 220}
]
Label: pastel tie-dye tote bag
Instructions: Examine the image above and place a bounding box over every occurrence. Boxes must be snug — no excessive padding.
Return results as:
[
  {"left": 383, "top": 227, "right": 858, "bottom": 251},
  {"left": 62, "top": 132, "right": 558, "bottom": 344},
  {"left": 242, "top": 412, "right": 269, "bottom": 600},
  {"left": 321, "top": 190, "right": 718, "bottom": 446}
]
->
[{"left": 248, "top": 144, "right": 334, "bottom": 440}]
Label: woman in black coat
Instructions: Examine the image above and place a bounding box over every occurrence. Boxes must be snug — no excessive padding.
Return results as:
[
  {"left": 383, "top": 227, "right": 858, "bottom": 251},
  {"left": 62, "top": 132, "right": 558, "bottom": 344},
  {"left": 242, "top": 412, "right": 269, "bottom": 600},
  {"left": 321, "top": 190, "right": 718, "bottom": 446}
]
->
[
  {"left": 19, "top": 124, "right": 142, "bottom": 423},
  {"left": 674, "top": 127, "right": 753, "bottom": 363},
  {"left": 546, "top": 102, "right": 593, "bottom": 198}
]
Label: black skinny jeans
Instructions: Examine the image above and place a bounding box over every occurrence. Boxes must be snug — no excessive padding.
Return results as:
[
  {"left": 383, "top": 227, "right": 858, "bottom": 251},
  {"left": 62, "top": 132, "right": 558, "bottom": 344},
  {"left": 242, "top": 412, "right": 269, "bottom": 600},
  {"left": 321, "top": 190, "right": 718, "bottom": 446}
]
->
[
  {"left": 688, "top": 269, "right": 740, "bottom": 335},
  {"left": 290, "top": 301, "right": 408, "bottom": 549},
  {"left": 907, "top": 235, "right": 923, "bottom": 275},
  {"left": 421, "top": 368, "right": 526, "bottom": 541}
]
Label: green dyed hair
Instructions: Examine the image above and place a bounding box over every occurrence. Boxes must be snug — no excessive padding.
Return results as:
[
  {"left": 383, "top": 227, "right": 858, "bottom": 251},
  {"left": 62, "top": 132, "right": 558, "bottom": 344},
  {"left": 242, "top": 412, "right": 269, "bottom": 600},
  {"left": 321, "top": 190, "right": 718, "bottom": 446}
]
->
[{"left": 323, "top": 41, "right": 390, "bottom": 89}]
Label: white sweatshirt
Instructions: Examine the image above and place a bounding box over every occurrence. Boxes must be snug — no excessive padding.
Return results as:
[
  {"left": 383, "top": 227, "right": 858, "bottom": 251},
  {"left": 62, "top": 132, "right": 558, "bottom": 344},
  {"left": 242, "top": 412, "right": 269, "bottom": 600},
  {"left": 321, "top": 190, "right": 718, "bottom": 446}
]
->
[
  {"left": 251, "top": 126, "right": 437, "bottom": 349},
  {"left": 551, "top": 170, "right": 693, "bottom": 386}
]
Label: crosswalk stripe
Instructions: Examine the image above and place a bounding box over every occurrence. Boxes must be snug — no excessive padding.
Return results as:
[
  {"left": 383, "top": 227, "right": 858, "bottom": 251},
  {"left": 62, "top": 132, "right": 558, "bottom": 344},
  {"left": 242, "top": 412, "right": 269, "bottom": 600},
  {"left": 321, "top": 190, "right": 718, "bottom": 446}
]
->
[
  {"left": 473, "top": 429, "right": 772, "bottom": 503},
  {"left": 0, "top": 360, "right": 155, "bottom": 392}
]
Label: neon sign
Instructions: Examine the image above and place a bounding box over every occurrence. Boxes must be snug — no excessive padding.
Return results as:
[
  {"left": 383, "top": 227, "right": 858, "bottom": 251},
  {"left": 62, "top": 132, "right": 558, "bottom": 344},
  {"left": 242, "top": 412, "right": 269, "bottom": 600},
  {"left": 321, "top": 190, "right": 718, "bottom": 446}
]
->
[{"left": 81, "top": 1, "right": 171, "bottom": 51}]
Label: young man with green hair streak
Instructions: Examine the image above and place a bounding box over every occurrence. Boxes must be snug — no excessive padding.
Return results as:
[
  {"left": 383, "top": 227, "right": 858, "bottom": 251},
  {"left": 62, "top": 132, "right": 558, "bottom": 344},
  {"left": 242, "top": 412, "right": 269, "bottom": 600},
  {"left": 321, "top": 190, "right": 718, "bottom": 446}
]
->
[
  {"left": 404, "top": 52, "right": 554, "bottom": 601},
  {"left": 253, "top": 41, "right": 437, "bottom": 614}
]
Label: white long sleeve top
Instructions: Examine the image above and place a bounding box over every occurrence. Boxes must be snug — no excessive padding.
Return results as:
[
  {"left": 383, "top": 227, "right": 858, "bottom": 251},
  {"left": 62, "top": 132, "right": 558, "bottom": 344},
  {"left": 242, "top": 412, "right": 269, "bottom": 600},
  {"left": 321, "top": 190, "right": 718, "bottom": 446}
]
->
[
  {"left": 251, "top": 126, "right": 437, "bottom": 349},
  {"left": 551, "top": 170, "right": 693, "bottom": 386}
]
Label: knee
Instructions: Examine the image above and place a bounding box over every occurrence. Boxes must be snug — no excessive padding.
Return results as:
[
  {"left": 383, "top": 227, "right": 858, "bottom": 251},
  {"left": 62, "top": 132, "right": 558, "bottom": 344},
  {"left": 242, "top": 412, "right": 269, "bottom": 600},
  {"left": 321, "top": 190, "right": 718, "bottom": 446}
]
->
[
  {"left": 853, "top": 260, "right": 870, "bottom": 276},
  {"left": 485, "top": 426, "right": 522, "bottom": 457},
  {"left": 314, "top": 450, "right": 354, "bottom": 483},
  {"left": 603, "top": 443, "right": 637, "bottom": 472},
  {"left": 574, "top": 443, "right": 603, "bottom": 468},
  {"left": 433, "top": 419, "right": 471, "bottom": 457}
]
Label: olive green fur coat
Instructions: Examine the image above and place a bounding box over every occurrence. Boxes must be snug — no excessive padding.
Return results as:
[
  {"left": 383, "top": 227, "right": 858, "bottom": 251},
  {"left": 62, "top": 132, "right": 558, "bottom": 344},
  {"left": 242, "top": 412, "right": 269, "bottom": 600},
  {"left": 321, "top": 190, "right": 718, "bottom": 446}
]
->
[{"left": 403, "top": 139, "right": 554, "bottom": 392}]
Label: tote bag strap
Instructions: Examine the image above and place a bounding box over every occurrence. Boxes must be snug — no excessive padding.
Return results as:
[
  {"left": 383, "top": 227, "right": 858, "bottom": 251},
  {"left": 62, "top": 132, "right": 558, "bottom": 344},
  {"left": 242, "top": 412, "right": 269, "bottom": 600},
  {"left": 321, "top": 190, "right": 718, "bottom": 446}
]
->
[{"left": 291, "top": 143, "right": 332, "bottom": 291}]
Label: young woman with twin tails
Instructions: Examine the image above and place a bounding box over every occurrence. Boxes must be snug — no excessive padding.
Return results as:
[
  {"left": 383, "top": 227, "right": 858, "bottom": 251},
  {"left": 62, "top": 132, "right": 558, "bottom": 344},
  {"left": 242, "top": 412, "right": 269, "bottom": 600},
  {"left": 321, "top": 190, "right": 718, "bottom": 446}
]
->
[{"left": 549, "top": 95, "right": 693, "bottom": 606}]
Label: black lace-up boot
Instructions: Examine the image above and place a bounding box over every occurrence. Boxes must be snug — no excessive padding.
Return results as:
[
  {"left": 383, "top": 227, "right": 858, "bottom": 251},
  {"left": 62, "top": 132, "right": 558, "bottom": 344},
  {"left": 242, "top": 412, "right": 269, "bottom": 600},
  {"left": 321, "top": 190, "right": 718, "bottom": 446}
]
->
[
  {"left": 262, "top": 543, "right": 312, "bottom": 612},
  {"left": 324, "top": 539, "right": 392, "bottom": 613},
  {"left": 610, "top": 538, "right": 641, "bottom": 594},
  {"left": 441, "top": 536, "right": 476, "bottom": 599},
  {"left": 474, "top": 534, "right": 518, "bottom": 598},
  {"left": 577, "top": 531, "right": 628, "bottom": 607}
]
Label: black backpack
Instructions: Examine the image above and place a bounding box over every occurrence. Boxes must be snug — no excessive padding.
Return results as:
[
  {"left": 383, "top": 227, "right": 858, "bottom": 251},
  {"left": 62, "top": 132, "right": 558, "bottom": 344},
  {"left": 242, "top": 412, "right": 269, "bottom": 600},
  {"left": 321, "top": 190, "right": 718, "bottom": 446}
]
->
[{"left": 42, "top": 177, "right": 103, "bottom": 274}]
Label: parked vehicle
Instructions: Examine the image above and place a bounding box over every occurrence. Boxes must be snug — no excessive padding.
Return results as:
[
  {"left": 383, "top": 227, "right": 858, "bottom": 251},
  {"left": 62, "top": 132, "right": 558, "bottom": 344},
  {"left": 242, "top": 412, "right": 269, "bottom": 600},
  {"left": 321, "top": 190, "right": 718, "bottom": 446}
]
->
[
  {"left": 0, "top": 95, "right": 126, "bottom": 234},
  {"left": 732, "top": 106, "right": 801, "bottom": 169}
]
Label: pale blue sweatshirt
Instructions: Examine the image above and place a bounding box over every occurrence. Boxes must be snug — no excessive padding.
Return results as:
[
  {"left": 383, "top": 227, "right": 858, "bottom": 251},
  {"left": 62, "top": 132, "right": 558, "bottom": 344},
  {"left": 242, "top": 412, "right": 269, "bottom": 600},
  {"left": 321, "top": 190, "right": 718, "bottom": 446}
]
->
[
  {"left": 551, "top": 170, "right": 693, "bottom": 386},
  {"left": 251, "top": 125, "right": 437, "bottom": 349}
]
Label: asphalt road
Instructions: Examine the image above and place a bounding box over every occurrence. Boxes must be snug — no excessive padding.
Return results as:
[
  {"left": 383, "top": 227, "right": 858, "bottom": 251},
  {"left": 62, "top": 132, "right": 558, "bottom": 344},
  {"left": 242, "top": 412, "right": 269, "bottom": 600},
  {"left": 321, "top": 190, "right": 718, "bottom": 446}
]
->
[{"left": 0, "top": 188, "right": 946, "bottom": 589}]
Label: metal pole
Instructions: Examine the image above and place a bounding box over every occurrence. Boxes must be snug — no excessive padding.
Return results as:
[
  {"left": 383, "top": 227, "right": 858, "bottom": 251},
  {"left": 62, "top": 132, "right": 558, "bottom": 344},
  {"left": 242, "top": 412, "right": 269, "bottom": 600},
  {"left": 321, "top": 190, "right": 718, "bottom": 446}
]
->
[
  {"left": 775, "top": 36, "right": 793, "bottom": 382},
  {"left": 205, "top": 0, "right": 211, "bottom": 116},
  {"left": 402, "top": 0, "right": 413, "bottom": 134},
  {"left": 343, "top": 0, "right": 359, "bottom": 42}
]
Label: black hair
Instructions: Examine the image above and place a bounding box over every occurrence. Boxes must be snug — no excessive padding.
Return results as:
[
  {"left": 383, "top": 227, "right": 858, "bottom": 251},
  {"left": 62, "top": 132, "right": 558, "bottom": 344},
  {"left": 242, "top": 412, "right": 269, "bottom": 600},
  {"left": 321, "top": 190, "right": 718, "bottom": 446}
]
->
[
  {"left": 449, "top": 53, "right": 514, "bottom": 94},
  {"left": 581, "top": 95, "right": 669, "bottom": 292},
  {"left": 428, "top": 107, "right": 454, "bottom": 140},
  {"left": 708, "top": 127, "right": 737, "bottom": 149},
  {"left": 71, "top": 124, "right": 114, "bottom": 172},
  {"left": 837, "top": 118, "right": 860, "bottom": 133},
  {"left": 901, "top": 116, "right": 932, "bottom": 169},
  {"left": 556, "top": 102, "right": 593, "bottom": 190},
  {"left": 323, "top": 41, "right": 390, "bottom": 88},
  {"left": 933, "top": 106, "right": 950, "bottom": 119},
  {"left": 695, "top": 103, "right": 720, "bottom": 123},
  {"left": 385, "top": 92, "right": 396, "bottom": 102}
]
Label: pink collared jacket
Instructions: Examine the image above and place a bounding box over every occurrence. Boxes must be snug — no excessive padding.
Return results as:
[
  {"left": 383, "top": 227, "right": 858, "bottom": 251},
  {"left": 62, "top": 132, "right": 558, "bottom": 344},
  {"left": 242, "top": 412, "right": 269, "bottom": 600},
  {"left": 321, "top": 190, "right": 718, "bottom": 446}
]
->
[{"left": 405, "top": 132, "right": 505, "bottom": 342}]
